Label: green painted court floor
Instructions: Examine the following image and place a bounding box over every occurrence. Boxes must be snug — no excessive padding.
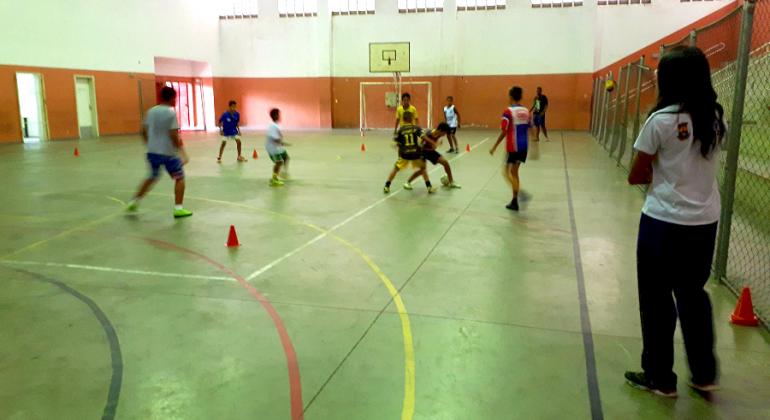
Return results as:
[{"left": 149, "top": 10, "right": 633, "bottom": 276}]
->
[{"left": 1, "top": 130, "right": 769, "bottom": 420}]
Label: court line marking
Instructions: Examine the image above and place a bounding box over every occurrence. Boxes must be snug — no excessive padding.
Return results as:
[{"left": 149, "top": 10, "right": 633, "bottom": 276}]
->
[
  {"left": 245, "top": 137, "right": 490, "bottom": 282},
  {"left": 140, "top": 238, "right": 305, "bottom": 420},
  {"left": 0, "top": 195, "right": 126, "bottom": 261},
  {"left": 560, "top": 132, "right": 604, "bottom": 420},
  {"left": 0, "top": 260, "right": 233, "bottom": 282},
  {"left": 9, "top": 268, "right": 123, "bottom": 420},
  {"left": 0, "top": 212, "right": 122, "bottom": 260}
]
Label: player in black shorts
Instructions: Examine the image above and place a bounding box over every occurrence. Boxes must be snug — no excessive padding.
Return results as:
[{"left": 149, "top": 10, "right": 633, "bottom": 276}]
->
[
  {"left": 384, "top": 112, "right": 435, "bottom": 194},
  {"left": 405, "top": 122, "right": 461, "bottom": 189}
]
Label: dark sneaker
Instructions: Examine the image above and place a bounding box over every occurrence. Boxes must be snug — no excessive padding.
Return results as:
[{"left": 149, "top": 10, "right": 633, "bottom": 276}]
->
[
  {"left": 625, "top": 371, "right": 677, "bottom": 398},
  {"left": 506, "top": 198, "right": 519, "bottom": 211}
]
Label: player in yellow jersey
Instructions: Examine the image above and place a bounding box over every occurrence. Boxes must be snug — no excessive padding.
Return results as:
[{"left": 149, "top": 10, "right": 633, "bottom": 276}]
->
[
  {"left": 394, "top": 92, "right": 419, "bottom": 133},
  {"left": 384, "top": 112, "right": 435, "bottom": 194}
]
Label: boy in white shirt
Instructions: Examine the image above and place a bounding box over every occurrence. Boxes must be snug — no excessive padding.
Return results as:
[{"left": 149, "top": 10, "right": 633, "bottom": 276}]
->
[
  {"left": 266, "top": 108, "right": 290, "bottom": 187},
  {"left": 443, "top": 96, "right": 461, "bottom": 153}
]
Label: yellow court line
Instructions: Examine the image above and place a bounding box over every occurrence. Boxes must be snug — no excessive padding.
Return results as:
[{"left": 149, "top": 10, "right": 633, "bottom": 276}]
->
[
  {"left": 173, "top": 194, "right": 417, "bottom": 420},
  {"left": 0, "top": 212, "right": 121, "bottom": 260},
  {"left": 330, "top": 234, "right": 415, "bottom": 420}
]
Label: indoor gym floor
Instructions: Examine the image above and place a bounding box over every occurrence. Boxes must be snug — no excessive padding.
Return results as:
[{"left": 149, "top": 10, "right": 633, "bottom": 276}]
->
[{"left": 1, "top": 130, "right": 769, "bottom": 420}]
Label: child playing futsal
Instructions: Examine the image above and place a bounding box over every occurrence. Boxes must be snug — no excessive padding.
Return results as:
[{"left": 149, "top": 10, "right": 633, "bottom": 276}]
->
[
  {"left": 126, "top": 86, "right": 192, "bottom": 218},
  {"left": 443, "top": 96, "right": 461, "bottom": 153},
  {"left": 404, "top": 122, "right": 461, "bottom": 189},
  {"left": 490, "top": 86, "right": 530, "bottom": 211},
  {"left": 384, "top": 112, "right": 434, "bottom": 194},
  {"left": 266, "top": 108, "right": 290, "bottom": 187},
  {"left": 394, "top": 92, "right": 419, "bottom": 132},
  {"left": 216, "top": 100, "right": 246, "bottom": 163}
]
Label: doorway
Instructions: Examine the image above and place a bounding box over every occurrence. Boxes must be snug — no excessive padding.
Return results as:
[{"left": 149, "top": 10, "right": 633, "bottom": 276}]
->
[
  {"left": 158, "top": 80, "right": 206, "bottom": 131},
  {"left": 15, "top": 72, "right": 48, "bottom": 143},
  {"left": 75, "top": 76, "right": 99, "bottom": 139}
]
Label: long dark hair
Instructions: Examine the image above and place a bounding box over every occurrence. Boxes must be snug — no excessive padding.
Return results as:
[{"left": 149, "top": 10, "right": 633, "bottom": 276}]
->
[{"left": 651, "top": 46, "right": 726, "bottom": 158}]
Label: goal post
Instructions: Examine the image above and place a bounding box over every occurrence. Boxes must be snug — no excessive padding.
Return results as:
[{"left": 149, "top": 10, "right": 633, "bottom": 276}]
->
[{"left": 360, "top": 81, "right": 432, "bottom": 131}]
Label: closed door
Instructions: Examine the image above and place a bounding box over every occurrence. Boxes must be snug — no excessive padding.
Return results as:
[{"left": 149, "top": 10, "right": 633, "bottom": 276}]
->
[{"left": 75, "top": 77, "right": 98, "bottom": 138}]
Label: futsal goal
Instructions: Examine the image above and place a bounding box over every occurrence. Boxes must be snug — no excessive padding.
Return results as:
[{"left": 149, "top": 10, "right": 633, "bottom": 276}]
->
[{"left": 360, "top": 42, "right": 432, "bottom": 131}]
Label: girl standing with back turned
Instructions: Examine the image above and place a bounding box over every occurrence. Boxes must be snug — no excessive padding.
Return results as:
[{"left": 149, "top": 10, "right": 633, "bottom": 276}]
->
[{"left": 625, "top": 46, "right": 727, "bottom": 398}]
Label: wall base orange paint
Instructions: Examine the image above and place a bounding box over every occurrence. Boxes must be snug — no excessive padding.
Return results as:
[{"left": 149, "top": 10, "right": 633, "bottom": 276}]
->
[{"left": 0, "top": 65, "right": 155, "bottom": 143}]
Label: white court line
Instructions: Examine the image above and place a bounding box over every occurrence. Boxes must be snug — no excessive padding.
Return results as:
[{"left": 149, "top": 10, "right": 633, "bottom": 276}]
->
[
  {"left": 1, "top": 260, "right": 233, "bottom": 282},
  {"left": 245, "top": 137, "right": 490, "bottom": 281}
]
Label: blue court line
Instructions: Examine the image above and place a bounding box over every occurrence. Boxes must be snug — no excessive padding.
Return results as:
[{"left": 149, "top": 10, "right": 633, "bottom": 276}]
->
[
  {"left": 11, "top": 268, "right": 123, "bottom": 420},
  {"left": 560, "top": 133, "right": 604, "bottom": 420}
]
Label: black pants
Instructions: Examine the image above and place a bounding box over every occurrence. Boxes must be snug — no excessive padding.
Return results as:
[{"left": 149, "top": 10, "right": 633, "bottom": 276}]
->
[{"left": 636, "top": 213, "right": 718, "bottom": 388}]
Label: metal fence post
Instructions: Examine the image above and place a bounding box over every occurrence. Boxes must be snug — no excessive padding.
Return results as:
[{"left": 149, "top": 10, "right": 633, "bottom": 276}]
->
[
  {"left": 689, "top": 29, "right": 698, "bottom": 47},
  {"left": 616, "top": 63, "right": 633, "bottom": 165},
  {"left": 591, "top": 78, "right": 599, "bottom": 136},
  {"left": 631, "top": 56, "right": 647, "bottom": 167},
  {"left": 599, "top": 72, "right": 612, "bottom": 145},
  {"left": 609, "top": 65, "right": 626, "bottom": 155},
  {"left": 715, "top": 0, "right": 756, "bottom": 280}
]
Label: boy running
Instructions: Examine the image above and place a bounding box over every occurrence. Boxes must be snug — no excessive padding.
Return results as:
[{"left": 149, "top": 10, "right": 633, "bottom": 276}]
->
[
  {"left": 405, "top": 122, "right": 461, "bottom": 189},
  {"left": 217, "top": 100, "right": 246, "bottom": 163},
  {"left": 394, "top": 92, "right": 419, "bottom": 132},
  {"left": 443, "top": 96, "right": 461, "bottom": 153},
  {"left": 266, "top": 108, "right": 290, "bottom": 187},
  {"left": 490, "top": 86, "right": 530, "bottom": 211},
  {"left": 127, "top": 86, "right": 192, "bottom": 218},
  {"left": 384, "top": 112, "right": 435, "bottom": 194}
]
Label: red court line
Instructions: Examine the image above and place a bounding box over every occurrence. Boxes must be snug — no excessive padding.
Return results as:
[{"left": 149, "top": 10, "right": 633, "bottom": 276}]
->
[{"left": 142, "top": 238, "right": 304, "bottom": 420}]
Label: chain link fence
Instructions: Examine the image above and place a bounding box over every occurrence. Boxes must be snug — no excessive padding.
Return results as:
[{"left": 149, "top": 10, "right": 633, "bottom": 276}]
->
[{"left": 590, "top": 0, "right": 770, "bottom": 328}]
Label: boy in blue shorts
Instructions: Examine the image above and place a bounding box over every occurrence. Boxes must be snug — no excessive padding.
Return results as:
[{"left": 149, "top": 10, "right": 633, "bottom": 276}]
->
[
  {"left": 127, "top": 86, "right": 192, "bottom": 218},
  {"left": 266, "top": 108, "right": 290, "bottom": 187},
  {"left": 217, "top": 100, "right": 246, "bottom": 163}
]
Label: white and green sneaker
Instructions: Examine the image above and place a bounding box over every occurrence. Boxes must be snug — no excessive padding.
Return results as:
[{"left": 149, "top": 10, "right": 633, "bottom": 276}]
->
[
  {"left": 449, "top": 182, "right": 462, "bottom": 189},
  {"left": 403, "top": 182, "right": 414, "bottom": 190},
  {"left": 428, "top": 186, "right": 437, "bottom": 194},
  {"left": 270, "top": 178, "right": 285, "bottom": 187},
  {"left": 173, "top": 208, "right": 193, "bottom": 219},
  {"left": 383, "top": 185, "right": 391, "bottom": 194}
]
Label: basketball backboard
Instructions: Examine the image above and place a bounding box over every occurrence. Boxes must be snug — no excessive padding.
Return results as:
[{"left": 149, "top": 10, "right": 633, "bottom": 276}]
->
[{"left": 369, "top": 42, "right": 410, "bottom": 73}]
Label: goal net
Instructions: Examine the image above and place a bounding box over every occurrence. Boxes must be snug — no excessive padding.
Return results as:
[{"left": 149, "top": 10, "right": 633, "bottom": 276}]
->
[{"left": 360, "top": 80, "right": 432, "bottom": 131}]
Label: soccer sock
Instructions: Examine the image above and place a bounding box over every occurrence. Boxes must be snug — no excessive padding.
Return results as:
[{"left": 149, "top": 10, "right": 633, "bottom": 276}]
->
[
  {"left": 385, "top": 181, "right": 392, "bottom": 187},
  {"left": 426, "top": 181, "right": 432, "bottom": 188},
  {"left": 175, "top": 204, "right": 183, "bottom": 210}
]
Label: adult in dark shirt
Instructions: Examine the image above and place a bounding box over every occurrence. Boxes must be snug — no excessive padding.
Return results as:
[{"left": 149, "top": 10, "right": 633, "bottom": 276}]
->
[{"left": 531, "top": 87, "right": 549, "bottom": 142}]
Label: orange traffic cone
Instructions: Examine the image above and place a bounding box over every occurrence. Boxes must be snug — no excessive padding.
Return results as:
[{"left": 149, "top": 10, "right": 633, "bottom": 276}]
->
[
  {"left": 731, "top": 287, "right": 759, "bottom": 327},
  {"left": 74, "top": 147, "right": 80, "bottom": 157},
  {"left": 361, "top": 143, "right": 366, "bottom": 152},
  {"left": 252, "top": 149, "right": 258, "bottom": 159},
  {"left": 226, "top": 225, "right": 241, "bottom": 248},
  {"left": 465, "top": 144, "right": 471, "bottom": 152}
]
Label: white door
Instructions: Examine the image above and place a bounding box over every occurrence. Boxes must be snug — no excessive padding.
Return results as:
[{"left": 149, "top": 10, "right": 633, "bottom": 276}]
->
[
  {"left": 75, "top": 77, "right": 98, "bottom": 139},
  {"left": 16, "top": 73, "right": 48, "bottom": 143}
]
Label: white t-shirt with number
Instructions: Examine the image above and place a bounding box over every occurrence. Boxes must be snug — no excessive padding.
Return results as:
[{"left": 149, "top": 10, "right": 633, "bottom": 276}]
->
[
  {"left": 633, "top": 104, "right": 725, "bottom": 226},
  {"left": 444, "top": 105, "right": 458, "bottom": 128}
]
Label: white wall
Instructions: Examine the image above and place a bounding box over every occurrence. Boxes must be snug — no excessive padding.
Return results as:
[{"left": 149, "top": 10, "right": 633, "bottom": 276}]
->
[
  {"left": 0, "top": 0, "right": 221, "bottom": 73},
  {"left": 595, "top": 0, "right": 731, "bottom": 69},
  {"left": 0, "top": 0, "right": 736, "bottom": 76}
]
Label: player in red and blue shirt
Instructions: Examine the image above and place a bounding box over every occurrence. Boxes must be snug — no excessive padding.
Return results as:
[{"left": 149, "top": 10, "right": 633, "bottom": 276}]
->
[
  {"left": 490, "top": 86, "right": 531, "bottom": 211},
  {"left": 216, "top": 100, "right": 246, "bottom": 163}
]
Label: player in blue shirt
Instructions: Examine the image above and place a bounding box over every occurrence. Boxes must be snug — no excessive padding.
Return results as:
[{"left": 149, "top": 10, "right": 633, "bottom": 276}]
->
[{"left": 217, "top": 100, "right": 246, "bottom": 163}]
